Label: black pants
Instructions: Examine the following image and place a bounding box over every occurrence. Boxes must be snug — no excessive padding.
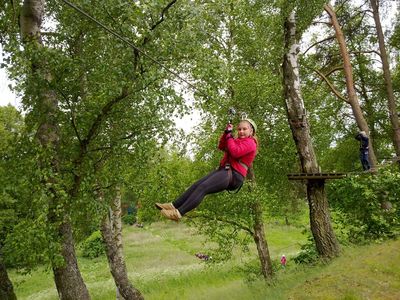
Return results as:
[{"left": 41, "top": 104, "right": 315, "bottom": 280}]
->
[
  {"left": 359, "top": 149, "right": 371, "bottom": 170},
  {"left": 173, "top": 167, "right": 244, "bottom": 216}
]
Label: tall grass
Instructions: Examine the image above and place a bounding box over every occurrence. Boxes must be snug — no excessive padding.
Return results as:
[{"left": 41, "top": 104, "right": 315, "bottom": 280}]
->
[{"left": 9, "top": 221, "right": 400, "bottom": 299}]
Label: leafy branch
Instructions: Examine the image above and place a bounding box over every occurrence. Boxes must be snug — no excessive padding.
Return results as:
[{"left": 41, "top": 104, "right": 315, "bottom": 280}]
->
[{"left": 187, "top": 212, "right": 254, "bottom": 236}]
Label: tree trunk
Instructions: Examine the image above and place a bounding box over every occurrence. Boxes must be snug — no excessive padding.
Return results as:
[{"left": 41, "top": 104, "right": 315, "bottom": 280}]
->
[
  {"left": 370, "top": 0, "right": 400, "bottom": 158},
  {"left": 0, "top": 250, "right": 17, "bottom": 300},
  {"left": 355, "top": 54, "right": 377, "bottom": 146},
  {"left": 20, "top": 1, "right": 90, "bottom": 299},
  {"left": 307, "top": 180, "right": 340, "bottom": 256},
  {"left": 52, "top": 222, "right": 91, "bottom": 300},
  {"left": 100, "top": 187, "right": 144, "bottom": 300},
  {"left": 324, "top": 3, "right": 377, "bottom": 168},
  {"left": 282, "top": 11, "right": 340, "bottom": 258},
  {"left": 252, "top": 200, "right": 273, "bottom": 279},
  {"left": 111, "top": 187, "right": 124, "bottom": 257}
]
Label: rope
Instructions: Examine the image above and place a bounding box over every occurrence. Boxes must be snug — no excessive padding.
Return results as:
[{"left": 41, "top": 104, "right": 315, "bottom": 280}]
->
[{"left": 60, "top": 0, "right": 211, "bottom": 100}]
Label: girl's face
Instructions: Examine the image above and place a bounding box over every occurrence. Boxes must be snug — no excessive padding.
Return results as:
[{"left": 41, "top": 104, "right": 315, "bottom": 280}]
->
[{"left": 237, "top": 121, "right": 253, "bottom": 138}]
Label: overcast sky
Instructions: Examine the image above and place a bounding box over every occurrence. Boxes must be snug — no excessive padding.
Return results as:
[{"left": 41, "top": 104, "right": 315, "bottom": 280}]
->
[{"left": 0, "top": 46, "right": 19, "bottom": 107}]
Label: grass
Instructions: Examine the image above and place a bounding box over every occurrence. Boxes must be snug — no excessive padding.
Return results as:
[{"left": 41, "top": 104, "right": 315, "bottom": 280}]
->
[
  {"left": 9, "top": 221, "right": 400, "bottom": 300},
  {"left": 286, "top": 240, "right": 400, "bottom": 300}
]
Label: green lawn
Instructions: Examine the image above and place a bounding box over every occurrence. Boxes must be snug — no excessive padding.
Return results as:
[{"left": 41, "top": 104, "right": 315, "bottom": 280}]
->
[{"left": 9, "top": 221, "right": 400, "bottom": 300}]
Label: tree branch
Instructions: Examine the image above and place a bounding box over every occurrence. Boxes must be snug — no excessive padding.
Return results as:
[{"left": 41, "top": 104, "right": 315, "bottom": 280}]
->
[
  {"left": 82, "top": 87, "right": 129, "bottom": 149},
  {"left": 312, "top": 21, "right": 332, "bottom": 26},
  {"left": 187, "top": 213, "right": 254, "bottom": 236},
  {"left": 350, "top": 49, "right": 381, "bottom": 57},
  {"left": 325, "top": 65, "right": 343, "bottom": 77},
  {"left": 150, "top": 0, "right": 177, "bottom": 31},
  {"left": 142, "top": 0, "right": 177, "bottom": 46},
  {"left": 313, "top": 68, "right": 350, "bottom": 103},
  {"left": 302, "top": 35, "right": 335, "bottom": 55},
  {"left": 57, "top": 88, "right": 82, "bottom": 144}
]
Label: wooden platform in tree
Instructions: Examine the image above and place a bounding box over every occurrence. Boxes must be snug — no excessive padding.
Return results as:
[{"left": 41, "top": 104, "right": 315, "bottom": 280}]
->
[{"left": 287, "top": 172, "right": 347, "bottom": 180}]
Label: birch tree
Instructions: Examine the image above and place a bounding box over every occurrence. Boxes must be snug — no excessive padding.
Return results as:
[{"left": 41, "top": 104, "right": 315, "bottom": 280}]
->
[
  {"left": 100, "top": 187, "right": 144, "bottom": 300},
  {"left": 282, "top": 10, "right": 340, "bottom": 258},
  {"left": 19, "top": 1, "right": 91, "bottom": 298}
]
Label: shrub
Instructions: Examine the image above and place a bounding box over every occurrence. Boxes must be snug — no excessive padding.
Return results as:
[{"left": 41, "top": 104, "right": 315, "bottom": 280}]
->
[
  {"left": 121, "top": 214, "right": 136, "bottom": 225},
  {"left": 327, "top": 167, "right": 400, "bottom": 243},
  {"left": 293, "top": 235, "right": 319, "bottom": 265},
  {"left": 80, "top": 230, "right": 105, "bottom": 259}
]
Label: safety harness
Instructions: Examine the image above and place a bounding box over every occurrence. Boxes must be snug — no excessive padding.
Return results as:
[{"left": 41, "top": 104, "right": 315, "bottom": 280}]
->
[{"left": 224, "top": 160, "right": 249, "bottom": 194}]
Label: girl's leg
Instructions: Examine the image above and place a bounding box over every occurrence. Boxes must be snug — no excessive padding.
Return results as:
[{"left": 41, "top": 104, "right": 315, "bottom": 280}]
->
[
  {"left": 228, "top": 171, "right": 244, "bottom": 190},
  {"left": 175, "top": 168, "right": 230, "bottom": 216},
  {"left": 173, "top": 169, "right": 220, "bottom": 208}
]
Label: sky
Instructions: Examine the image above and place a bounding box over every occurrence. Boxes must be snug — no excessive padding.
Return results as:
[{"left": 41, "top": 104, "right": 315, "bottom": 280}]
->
[{"left": 0, "top": 47, "right": 19, "bottom": 107}]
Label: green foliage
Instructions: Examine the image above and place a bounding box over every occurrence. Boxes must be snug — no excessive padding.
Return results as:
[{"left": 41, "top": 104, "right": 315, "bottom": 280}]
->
[
  {"left": 187, "top": 183, "right": 267, "bottom": 262},
  {"left": 1, "top": 0, "right": 197, "bottom": 276},
  {"left": 80, "top": 231, "right": 105, "bottom": 259},
  {"left": 293, "top": 235, "right": 319, "bottom": 265},
  {"left": 137, "top": 148, "right": 203, "bottom": 223},
  {"left": 328, "top": 167, "right": 400, "bottom": 243},
  {"left": 3, "top": 218, "right": 61, "bottom": 269},
  {"left": 121, "top": 214, "right": 136, "bottom": 225},
  {"left": 0, "top": 106, "right": 31, "bottom": 270},
  {"left": 1, "top": 0, "right": 399, "bottom": 294}
]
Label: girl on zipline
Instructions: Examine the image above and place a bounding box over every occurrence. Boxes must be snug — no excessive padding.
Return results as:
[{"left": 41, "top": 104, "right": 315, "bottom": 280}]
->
[{"left": 156, "top": 118, "right": 258, "bottom": 221}]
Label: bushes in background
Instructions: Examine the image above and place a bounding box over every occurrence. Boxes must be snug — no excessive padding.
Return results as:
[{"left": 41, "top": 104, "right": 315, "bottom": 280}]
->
[{"left": 328, "top": 167, "right": 400, "bottom": 243}]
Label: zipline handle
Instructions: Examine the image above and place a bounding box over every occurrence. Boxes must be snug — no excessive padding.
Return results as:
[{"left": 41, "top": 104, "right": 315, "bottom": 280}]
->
[{"left": 228, "top": 107, "right": 236, "bottom": 124}]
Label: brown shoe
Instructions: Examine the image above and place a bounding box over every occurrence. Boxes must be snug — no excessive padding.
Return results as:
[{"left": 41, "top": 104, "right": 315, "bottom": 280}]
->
[
  {"left": 155, "top": 202, "right": 175, "bottom": 210},
  {"left": 160, "top": 208, "right": 182, "bottom": 222}
]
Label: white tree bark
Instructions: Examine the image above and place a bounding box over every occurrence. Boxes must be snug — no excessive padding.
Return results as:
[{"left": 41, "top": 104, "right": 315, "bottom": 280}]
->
[
  {"left": 20, "top": 1, "right": 91, "bottom": 299},
  {"left": 283, "top": 10, "right": 340, "bottom": 258},
  {"left": 100, "top": 187, "right": 144, "bottom": 300}
]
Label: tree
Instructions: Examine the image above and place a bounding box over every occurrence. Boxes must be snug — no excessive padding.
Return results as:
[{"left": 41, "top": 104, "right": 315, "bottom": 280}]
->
[
  {"left": 0, "top": 105, "right": 21, "bottom": 300},
  {"left": 19, "top": 1, "right": 91, "bottom": 297},
  {"left": 299, "top": 1, "right": 398, "bottom": 170},
  {"left": 99, "top": 187, "right": 144, "bottom": 300},
  {"left": 282, "top": 9, "right": 340, "bottom": 258},
  {"left": 369, "top": 0, "right": 400, "bottom": 159},
  {"left": 324, "top": 3, "right": 378, "bottom": 168},
  {"left": 176, "top": 0, "right": 277, "bottom": 279}
]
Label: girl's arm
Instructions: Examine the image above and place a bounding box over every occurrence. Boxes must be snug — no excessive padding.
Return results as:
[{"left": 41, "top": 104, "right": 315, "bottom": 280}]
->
[{"left": 218, "top": 133, "right": 228, "bottom": 150}]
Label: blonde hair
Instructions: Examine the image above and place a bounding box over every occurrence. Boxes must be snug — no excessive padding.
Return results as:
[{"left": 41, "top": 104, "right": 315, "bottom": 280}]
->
[{"left": 239, "top": 120, "right": 258, "bottom": 148}]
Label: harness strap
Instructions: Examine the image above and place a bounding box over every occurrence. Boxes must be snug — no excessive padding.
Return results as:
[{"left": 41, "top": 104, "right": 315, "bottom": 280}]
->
[
  {"left": 225, "top": 164, "right": 233, "bottom": 185},
  {"left": 225, "top": 164, "right": 243, "bottom": 194},
  {"left": 239, "top": 160, "right": 249, "bottom": 171}
]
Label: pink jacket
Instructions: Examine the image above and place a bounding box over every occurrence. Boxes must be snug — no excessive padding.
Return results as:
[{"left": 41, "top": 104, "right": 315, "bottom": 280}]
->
[{"left": 218, "top": 133, "right": 257, "bottom": 177}]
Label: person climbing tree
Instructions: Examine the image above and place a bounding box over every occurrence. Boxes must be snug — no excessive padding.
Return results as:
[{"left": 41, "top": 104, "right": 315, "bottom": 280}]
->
[
  {"left": 156, "top": 119, "right": 258, "bottom": 221},
  {"left": 355, "top": 131, "right": 371, "bottom": 171}
]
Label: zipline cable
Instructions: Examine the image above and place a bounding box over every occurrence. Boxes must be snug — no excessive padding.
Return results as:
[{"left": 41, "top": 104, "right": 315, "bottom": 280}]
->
[{"left": 60, "top": 0, "right": 212, "bottom": 100}]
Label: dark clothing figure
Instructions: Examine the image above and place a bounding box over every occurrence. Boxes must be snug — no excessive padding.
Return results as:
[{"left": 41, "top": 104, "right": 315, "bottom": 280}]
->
[{"left": 355, "top": 131, "right": 371, "bottom": 171}]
